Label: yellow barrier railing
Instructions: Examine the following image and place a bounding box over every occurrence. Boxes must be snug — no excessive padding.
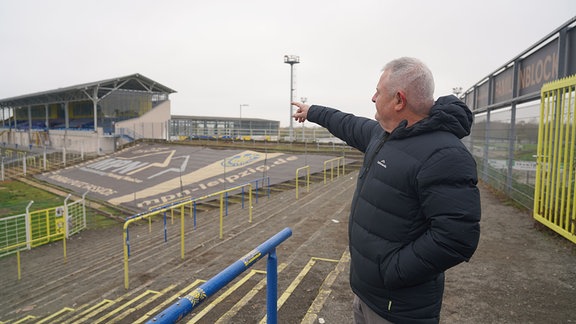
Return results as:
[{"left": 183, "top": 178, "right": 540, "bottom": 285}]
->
[
  {"left": 123, "top": 183, "right": 253, "bottom": 289},
  {"left": 323, "top": 157, "right": 345, "bottom": 184},
  {"left": 0, "top": 229, "right": 66, "bottom": 280},
  {"left": 0, "top": 194, "right": 87, "bottom": 280},
  {"left": 534, "top": 75, "right": 576, "bottom": 244},
  {"left": 28, "top": 207, "right": 56, "bottom": 248},
  {"left": 295, "top": 166, "right": 310, "bottom": 199}
]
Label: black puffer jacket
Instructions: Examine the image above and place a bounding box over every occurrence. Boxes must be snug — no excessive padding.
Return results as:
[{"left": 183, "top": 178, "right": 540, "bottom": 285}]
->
[{"left": 307, "top": 95, "right": 481, "bottom": 324}]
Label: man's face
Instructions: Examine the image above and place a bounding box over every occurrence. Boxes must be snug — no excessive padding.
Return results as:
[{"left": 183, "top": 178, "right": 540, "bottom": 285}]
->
[{"left": 372, "top": 71, "right": 397, "bottom": 132}]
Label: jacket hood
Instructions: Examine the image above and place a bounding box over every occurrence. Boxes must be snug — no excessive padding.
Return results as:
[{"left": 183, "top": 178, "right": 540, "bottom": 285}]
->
[{"left": 391, "top": 95, "right": 473, "bottom": 139}]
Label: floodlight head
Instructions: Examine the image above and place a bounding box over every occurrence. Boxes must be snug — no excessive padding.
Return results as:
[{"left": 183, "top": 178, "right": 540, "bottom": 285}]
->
[{"left": 284, "top": 55, "right": 300, "bottom": 64}]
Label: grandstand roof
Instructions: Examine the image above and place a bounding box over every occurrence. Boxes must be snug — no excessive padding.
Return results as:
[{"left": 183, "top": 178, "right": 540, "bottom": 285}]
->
[{"left": 0, "top": 73, "right": 176, "bottom": 108}]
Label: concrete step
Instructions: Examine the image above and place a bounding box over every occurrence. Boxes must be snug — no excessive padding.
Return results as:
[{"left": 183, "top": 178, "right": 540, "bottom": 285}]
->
[
  {"left": 0, "top": 169, "right": 357, "bottom": 323},
  {"left": 21, "top": 252, "right": 350, "bottom": 324}
]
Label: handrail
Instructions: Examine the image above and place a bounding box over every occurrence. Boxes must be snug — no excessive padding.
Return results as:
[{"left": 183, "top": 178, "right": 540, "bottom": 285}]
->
[
  {"left": 295, "top": 165, "right": 310, "bottom": 199},
  {"left": 146, "top": 227, "right": 292, "bottom": 324},
  {"left": 1, "top": 196, "right": 85, "bottom": 280},
  {"left": 128, "top": 176, "right": 270, "bottom": 221},
  {"left": 323, "top": 156, "right": 345, "bottom": 184},
  {"left": 123, "top": 182, "right": 253, "bottom": 289},
  {"left": 0, "top": 233, "right": 66, "bottom": 280},
  {"left": 121, "top": 176, "right": 272, "bottom": 289}
]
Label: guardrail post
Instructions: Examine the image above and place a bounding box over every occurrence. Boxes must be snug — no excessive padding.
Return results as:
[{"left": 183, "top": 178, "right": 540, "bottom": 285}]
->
[
  {"left": 164, "top": 212, "right": 168, "bottom": 242},
  {"left": 124, "top": 226, "right": 130, "bottom": 289},
  {"left": 64, "top": 194, "right": 72, "bottom": 239},
  {"left": 219, "top": 193, "right": 224, "bottom": 239},
  {"left": 16, "top": 250, "right": 21, "bottom": 280},
  {"left": 25, "top": 201, "right": 33, "bottom": 250},
  {"left": 63, "top": 194, "right": 71, "bottom": 262},
  {"left": 82, "top": 191, "right": 88, "bottom": 229},
  {"left": 181, "top": 205, "right": 185, "bottom": 259},
  {"left": 248, "top": 184, "right": 253, "bottom": 223},
  {"left": 267, "top": 249, "right": 278, "bottom": 324},
  {"left": 193, "top": 201, "right": 197, "bottom": 229},
  {"left": 296, "top": 169, "right": 300, "bottom": 199}
]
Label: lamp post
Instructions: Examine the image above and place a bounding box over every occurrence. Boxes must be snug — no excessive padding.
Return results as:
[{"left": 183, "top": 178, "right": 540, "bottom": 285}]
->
[
  {"left": 284, "top": 55, "right": 300, "bottom": 141},
  {"left": 239, "top": 104, "right": 249, "bottom": 138}
]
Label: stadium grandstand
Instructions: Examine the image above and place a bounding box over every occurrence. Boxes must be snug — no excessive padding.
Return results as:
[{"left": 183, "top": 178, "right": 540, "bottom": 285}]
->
[{"left": 0, "top": 74, "right": 280, "bottom": 155}]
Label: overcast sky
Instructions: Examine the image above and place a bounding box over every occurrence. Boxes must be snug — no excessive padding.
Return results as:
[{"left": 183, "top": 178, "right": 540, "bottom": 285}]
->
[{"left": 1, "top": 1, "right": 574, "bottom": 127}]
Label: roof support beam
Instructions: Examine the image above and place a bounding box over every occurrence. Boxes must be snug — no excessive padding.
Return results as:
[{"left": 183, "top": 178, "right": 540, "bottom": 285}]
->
[
  {"left": 64, "top": 102, "right": 69, "bottom": 129},
  {"left": 92, "top": 87, "right": 98, "bottom": 133}
]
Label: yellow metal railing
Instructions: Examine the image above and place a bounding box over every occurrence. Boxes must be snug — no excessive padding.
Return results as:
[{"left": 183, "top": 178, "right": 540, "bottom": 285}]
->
[
  {"left": 323, "top": 157, "right": 345, "bottom": 184},
  {"left": 295, "top": 165, "right": 310, "bottom": 199},
  {"left": 534, "top": 74, "right": 576, "bottom": 244},
  {"left": 123, "top": 183, "right": 253, "bottom": 289},
  {"left": 0, "top": 229, "right": 66, "bottom": 280},
  {"left": 0, "top": 194, "right": 87, "bottom": 280},
  {"left": 28, "top": 207, "right": 58, "bottom": 247}
]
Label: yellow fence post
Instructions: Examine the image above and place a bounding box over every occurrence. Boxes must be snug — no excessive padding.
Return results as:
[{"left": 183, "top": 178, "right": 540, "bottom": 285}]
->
[
  {"left": 62, "top": 232, "right": 67, "bottom": 263},
  {"left": 17, "top": 250, "right": 21, "bottom": 280},
  {"left": 296, "top": 169, "right": 299, "bottom": 198},
  {"left": 123, "top": 222, "right": 130, "bottom": 289},
  {"left": 323, "top": 157, "right": 344, "bottom": 184},
  {"left": 25, "top": 201, "right": 33, "bottom": 250},
  {"left": 181, "top": 205, "right": 185, "bottom": 259}
]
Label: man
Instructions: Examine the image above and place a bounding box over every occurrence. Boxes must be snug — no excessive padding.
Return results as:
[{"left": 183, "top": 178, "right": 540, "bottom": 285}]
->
[{"left": 292, "top": 57, "right": 481, "bottom": 324}]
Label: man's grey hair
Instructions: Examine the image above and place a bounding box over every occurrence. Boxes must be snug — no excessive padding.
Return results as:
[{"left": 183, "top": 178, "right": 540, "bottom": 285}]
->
[{"left": 383, "top": 57, "right": 435, "bottom": 112}]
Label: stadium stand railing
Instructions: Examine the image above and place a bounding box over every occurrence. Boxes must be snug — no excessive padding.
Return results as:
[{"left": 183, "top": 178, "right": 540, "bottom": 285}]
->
[
  {"left": 146, "top": 227, "right": 292, "bottom": 324},
  {"left": 123, "top": 179, "right": 272, "bottom": 289},
  {"left": 0, "top": 192, "right": 88, "bottom": 279}
]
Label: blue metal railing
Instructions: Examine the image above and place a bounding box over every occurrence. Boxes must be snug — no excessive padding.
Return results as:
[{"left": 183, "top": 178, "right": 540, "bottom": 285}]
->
[{"left": 146, "top": 227, "right": 292, "bottom": 324}]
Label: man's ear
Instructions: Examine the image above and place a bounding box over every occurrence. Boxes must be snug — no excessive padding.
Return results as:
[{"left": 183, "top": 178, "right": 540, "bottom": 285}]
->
[{"left": 395, "top": 91, "right": 407, "bottom": 110}]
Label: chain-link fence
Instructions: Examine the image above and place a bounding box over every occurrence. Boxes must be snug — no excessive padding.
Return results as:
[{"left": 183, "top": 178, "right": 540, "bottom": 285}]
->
[{"left": 465, "top": 100, "right": 541, "bottom": 211}]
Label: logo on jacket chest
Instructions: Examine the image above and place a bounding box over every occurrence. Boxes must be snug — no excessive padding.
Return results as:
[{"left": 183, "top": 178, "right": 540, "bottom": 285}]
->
[{"left": 377, "top": 159, "right": 387, "bottom": 168}]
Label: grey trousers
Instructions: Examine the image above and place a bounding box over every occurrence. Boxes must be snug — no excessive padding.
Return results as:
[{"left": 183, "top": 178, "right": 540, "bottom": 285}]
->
[{"left": 353, "top": 295, "right": 394, "bottom": 324}]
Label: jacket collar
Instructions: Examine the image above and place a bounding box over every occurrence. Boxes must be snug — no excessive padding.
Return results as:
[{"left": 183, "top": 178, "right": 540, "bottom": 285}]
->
[{"left": 388, "top": 95, "right": 473, "bottom": 140}]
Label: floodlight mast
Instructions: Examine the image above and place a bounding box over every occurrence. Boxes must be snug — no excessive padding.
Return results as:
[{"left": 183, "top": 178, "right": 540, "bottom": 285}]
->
[{"left": 284, "top": 55, "right": 300, "bottom": 141}]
